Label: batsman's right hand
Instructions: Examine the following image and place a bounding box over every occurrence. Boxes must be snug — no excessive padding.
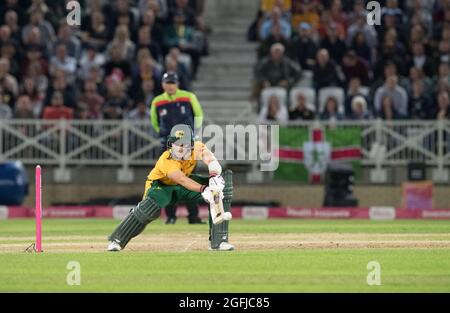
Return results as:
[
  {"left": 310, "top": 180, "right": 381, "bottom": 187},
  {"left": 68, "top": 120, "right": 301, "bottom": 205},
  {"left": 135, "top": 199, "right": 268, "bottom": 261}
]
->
[{"left": 201, "top": 186, "right": 222, "bottom": 204}]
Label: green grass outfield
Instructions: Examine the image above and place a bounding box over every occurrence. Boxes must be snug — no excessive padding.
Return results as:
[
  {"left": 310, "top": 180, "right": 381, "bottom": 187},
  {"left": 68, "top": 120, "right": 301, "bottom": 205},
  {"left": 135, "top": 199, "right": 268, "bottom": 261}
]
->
[{"left": 0, "top": 219, "right": 450, "bottom": 292}]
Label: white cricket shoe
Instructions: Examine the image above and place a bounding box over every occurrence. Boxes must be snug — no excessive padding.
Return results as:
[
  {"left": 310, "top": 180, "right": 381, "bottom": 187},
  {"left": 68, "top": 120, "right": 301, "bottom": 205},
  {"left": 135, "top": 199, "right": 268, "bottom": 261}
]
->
[
  {"left": 107, "top": 240, "right": 121, "bottom": 252},
  {"left": 209, "top": 242, "right": 235, "bottom": 251}
]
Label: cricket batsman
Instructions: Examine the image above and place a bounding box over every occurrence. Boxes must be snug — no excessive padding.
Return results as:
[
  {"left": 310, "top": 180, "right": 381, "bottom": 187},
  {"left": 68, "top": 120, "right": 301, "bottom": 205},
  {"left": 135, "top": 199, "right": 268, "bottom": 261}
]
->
[{"left": 107, "top": 124, "right": 234, "bottom": 251}]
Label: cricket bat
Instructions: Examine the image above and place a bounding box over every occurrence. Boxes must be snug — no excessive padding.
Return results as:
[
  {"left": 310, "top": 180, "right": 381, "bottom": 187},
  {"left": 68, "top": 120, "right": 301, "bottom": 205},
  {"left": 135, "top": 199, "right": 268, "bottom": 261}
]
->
[{"left": 210, "top": 191, "right": 232, "bottom": 225}]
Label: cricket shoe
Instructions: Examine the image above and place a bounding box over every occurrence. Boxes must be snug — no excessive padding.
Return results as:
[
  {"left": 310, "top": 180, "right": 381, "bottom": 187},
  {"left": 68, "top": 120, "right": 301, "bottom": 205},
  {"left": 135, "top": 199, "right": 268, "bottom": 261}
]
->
[
  {"left": 107, "top": 240, "right": 122, "bottom": 252},
  {"left": 209, "top": 242, "right": 235, "bottom": 251}
]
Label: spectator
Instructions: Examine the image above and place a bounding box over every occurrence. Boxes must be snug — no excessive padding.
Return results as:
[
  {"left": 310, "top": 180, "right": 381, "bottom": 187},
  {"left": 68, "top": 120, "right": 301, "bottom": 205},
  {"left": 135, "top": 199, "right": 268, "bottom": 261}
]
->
[
  {"left": 50, "top": 42, "right": 77, "bottom": 84},
  {"left": 169, "top": 0, "right": 197, "bottom": 26},
  {"left": 374, "top": 75, "right": 408, "bottom": 118},
  {"left": 255, "top": 43, "right": 301, "bottom": 93},
  {"left": 3, "top": 10, "right": 21, "bottom": 44},
  {"left": 320, "top": 22, "right": 346, "bottom": 64},
  {"left": 289, "top": 92, "right": 315, "bottom": 120},
  {"left": 166, "top": 47, "right": 192, "bottom": 80},
  {"left": 288, "top": 22, "right": 318, "bottom": 70},
  {"left": 320, "top": 96, "right": 344, "bottom": 121},
  {"left": 163, "top": 11, "right": 200, "bottom": 77},
  {"left": 259, "top": 94, "right": 288, "bottom": 123},
  {"left": 409, "top": 80, "right": 434, "bottom": 119},
  {"left": 104, "top": 79, "right": 130, "bottom": 116},
  {"left": 22, "top": 9, "right": 55, "bottom": 53},
  {"left": 103, "top": 43, "right": 132, "bottom": 85},
  {"left": 126, "top": 99, "right": 151, "bottom": 121},
  {"left": 78, "top": 44, "right": 106, "bottom": 81},
  {"left": 434, "top": 62, "right": 450, "bottom": 87},
  {"left": 407, "top": 42, "right": 435, "bottom": 78},
  {"left": 13, "top": 95, "right": 34, "bottom": 119},
  {"left": 0, "top": 41, "right": 19, "bottom": 78},
  {"left": 25, "top": 59, "right": 48, "bottom": 94},
  {"left": 259, "top": 6, "right": 292, "bottom": 41},
  {"left": 291, "top": 0, "right": 321, "bottom": 30},
  {"left": 328, "top": 0, "right": 349, "bottom": 32},
  {"left": 436, "top": 91, "right": 450, "bottom": 120},
  {"left": 107, "top": 25, "right": 136, "bottom": 62},
  {"left": 55, "top": 21, "right": 81, "bottom": 60},
  {"left": 341, "top": 50, "right": 370, "bottom": 86},
  {"left": 78, "top": 80, "right": 105, "bottom": 120},
  {"left": 132, "top": 56, "right": 162, "bottom": 96},
  {"left": 0, "top": 57, "right": 18, "bottom": 97},
  {"left": 350, "top": 96, "right": 370, "bottom": 120},
  {"left": 74, "top": 104, "right": 91, "bottom": 120},
  {"left": 0, "top": 0, "right": 26, "bottom": 26},
  {"left": 0, "top": 25, "right": 13, "bottom": 46},
  {"left": 258, "top": 22, "right": 290, "bottom": 60},
  {"left": 45, "top": 71, "right": 77, "bottom": 109},
  {"left": 346, "top": 12, "right": 378, "bottom": 50},
  {"left": 111, "top": 0, "right": 137, "bottom": 33},
  {"left": 405, "top": 67, "right": 432, "bottom": 97},
  {"left": 137, "top": 25, "right": 162, "bottom": 62},
  {"left": 21, "top": 77, "right": 44, "bottom": 118},
  {"left": 350, "top": 31, "right": 373, "bottom": 64},
  {"left": 0, "top": 89, "right": 12, "bottom": 119},
  {"left": 312, "top": 48, "right": 342, "bottom": 89},
  {"left": 373, "top": 34, "right": 407, "bottom": 79},
  {"left": 80, "top": 10, "right": 110, "bottom": 52},
  {"left": 42, "top": 91, "right": 74, "bottom": 120},
  {"left": 345, "top": 77, "right": 369, "bottom": 116},
  {"left": 436, "top": 38, "right": 450, "bottom": 65},
  {"left": 379, "top": 95, "right": 402, "bottom": 120},
  {"left": 371, "top": 61, "right": 408, "bottom": 96},
  {"left": 140, "top": 8, "right": 165, "bottom": 45},
  {"left": 133, "top": 78, "right": 155, "bottom": 106},
  {"left": 164, "top": 56, "right": 190, "bottom": 90},
  {"left": 103, "top": 103, "right": 123, "bottom": 120},
  {"left": 381, "top": 0, "right": 403, "bottom": 23},
  {"left": 139, "top": 0, "right": 169, "bottom": 21}
]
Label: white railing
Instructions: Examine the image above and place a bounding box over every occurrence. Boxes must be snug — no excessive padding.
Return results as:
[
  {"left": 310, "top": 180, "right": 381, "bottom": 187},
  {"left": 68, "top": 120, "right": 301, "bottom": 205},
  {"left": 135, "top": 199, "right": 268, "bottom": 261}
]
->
[{"left": 1, "top": 119, "right": 449, "bottom": 182}]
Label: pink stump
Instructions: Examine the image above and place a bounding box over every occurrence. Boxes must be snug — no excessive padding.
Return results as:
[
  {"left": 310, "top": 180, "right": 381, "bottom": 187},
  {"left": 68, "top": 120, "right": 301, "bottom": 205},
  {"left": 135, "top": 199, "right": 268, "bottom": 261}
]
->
[{"left": 35, "top": 165, "right": 42, "bottom": 252}]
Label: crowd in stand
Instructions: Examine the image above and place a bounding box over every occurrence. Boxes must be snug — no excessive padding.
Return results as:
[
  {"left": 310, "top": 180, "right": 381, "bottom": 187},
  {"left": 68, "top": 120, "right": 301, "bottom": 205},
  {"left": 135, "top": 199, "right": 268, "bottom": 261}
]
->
[
  {"left": 0, "top": 0, "right": 208, "bottom": 121},
  {"left": 251, "top": 0, "right": 450, "bottom": 123}
]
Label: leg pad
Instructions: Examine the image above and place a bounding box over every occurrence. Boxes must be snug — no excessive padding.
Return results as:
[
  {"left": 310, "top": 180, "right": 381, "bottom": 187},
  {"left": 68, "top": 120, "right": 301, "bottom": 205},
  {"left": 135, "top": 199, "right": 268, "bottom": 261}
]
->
[{"left": 108, "top": 197, "right": 161, "bottom": 249}]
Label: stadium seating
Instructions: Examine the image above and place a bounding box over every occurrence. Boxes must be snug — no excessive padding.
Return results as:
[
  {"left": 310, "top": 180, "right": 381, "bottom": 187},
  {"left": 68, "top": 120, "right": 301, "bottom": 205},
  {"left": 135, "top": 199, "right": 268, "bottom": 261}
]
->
[
  {"left": 289, "top": 86, "right": 316, "bottom": 111},
  {"left": 318, "top": 87, "right": 345, "bottom": 114}
]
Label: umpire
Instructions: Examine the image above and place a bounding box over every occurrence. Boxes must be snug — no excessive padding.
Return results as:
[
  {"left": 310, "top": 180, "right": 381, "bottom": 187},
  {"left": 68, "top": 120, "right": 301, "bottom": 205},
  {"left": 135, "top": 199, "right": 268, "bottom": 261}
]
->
[{"left": 150, "top": 72, "right": 205, "bottom": 224}]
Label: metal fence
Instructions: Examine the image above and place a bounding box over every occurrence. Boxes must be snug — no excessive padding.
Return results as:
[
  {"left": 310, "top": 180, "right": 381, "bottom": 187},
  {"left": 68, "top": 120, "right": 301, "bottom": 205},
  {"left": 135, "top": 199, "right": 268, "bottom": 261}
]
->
[{"left": 1, "top": 119, "right": 450, "bottom": 182}]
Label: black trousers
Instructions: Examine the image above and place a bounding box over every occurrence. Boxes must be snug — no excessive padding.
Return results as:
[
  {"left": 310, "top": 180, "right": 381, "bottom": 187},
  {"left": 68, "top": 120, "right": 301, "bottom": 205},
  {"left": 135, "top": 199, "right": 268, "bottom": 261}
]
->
[{"left": 165, "top": 202, "right": 200, "bottom": 220}]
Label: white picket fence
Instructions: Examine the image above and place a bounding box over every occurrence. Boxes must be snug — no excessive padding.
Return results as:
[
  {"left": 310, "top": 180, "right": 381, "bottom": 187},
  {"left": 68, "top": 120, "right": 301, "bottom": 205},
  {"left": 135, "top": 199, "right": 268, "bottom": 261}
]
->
[{"left": 1, "top": 119, "right": 449, "bottom": 182}]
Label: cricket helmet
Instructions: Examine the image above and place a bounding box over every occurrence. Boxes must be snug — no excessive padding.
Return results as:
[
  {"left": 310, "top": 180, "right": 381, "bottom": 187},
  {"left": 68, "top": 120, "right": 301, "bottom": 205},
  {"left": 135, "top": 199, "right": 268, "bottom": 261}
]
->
[{"left": 167, "top": 124, "right": 194, "bottom": 149}]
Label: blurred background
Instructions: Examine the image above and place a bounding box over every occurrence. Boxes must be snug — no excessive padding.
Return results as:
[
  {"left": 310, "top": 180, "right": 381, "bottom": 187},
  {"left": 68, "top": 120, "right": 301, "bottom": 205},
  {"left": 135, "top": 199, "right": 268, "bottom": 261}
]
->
[{"left": 0, "top": 0, "right": 449, "bottom": 211}]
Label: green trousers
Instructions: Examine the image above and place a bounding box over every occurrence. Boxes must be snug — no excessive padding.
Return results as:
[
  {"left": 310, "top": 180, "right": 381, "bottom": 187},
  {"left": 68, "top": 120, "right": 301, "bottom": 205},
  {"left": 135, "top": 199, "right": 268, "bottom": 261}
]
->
[{"left": 145, "top": 174, "right": 209, "bottom": 209}]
